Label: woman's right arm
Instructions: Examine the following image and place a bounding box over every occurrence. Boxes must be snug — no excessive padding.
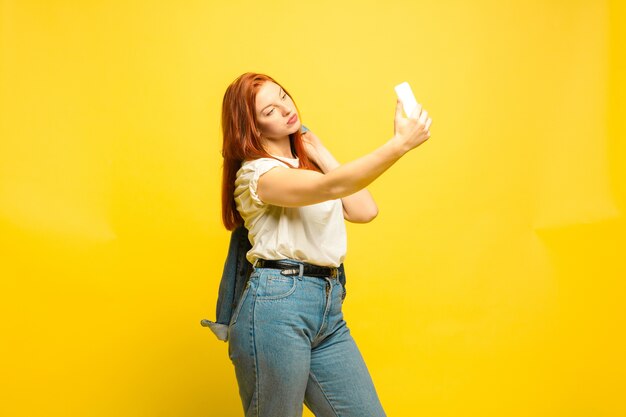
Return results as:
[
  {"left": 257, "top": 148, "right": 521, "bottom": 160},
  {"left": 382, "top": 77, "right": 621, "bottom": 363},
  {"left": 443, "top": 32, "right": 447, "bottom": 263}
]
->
[{"left": 257, "top": 99, "right": 432, "bottom": 208}]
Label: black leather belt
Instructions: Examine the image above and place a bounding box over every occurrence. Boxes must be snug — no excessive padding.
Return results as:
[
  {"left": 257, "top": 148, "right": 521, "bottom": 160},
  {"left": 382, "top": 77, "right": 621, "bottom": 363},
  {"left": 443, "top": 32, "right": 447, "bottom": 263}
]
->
[{"left": 255, "top": 259, "right": 338, "bottom": 279}]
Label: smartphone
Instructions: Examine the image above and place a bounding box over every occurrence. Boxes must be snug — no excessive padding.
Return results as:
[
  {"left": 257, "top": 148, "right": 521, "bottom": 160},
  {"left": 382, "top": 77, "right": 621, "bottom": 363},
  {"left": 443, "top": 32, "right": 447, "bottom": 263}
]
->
[{"left": 394, "top": 82, "right": 419, "bottom": 117}]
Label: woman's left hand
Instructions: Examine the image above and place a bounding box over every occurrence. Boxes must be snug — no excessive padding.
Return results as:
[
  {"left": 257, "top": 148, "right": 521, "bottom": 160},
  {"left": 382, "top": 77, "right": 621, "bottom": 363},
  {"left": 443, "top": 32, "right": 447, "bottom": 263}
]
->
[{"left": 301, "top": 129, "right": 326, "bottom": 167}]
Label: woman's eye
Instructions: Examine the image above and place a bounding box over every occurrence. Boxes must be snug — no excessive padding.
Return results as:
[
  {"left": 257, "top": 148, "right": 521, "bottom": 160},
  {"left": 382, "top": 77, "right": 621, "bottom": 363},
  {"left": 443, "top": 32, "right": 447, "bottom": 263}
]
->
[{"left": 265, "top": 95, "right": 287, "bottom": 115}]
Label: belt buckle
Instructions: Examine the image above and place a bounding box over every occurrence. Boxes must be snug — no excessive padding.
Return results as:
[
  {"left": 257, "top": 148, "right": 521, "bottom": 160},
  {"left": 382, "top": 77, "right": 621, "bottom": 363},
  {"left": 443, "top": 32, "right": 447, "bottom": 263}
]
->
[{"left": 280, "top": 263, "right": 304, "bottom": 277}]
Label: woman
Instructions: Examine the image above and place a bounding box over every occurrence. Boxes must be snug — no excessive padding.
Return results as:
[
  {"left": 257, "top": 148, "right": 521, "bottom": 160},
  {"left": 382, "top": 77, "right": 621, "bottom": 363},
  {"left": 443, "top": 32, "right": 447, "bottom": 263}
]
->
[{"left": 220, "top": 72, "right": 431, "bottom": 417}]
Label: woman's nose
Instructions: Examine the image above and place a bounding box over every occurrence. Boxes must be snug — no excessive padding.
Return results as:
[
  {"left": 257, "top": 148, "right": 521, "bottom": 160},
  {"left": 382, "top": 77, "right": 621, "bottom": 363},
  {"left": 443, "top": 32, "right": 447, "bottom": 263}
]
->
[{"left": 280, "top": 105, "right": 293, "bottom": 116}]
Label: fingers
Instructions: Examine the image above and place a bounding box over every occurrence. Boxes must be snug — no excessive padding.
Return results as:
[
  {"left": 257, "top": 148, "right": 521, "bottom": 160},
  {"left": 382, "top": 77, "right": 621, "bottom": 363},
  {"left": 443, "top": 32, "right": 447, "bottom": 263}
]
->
[
  {"left": 419, "top": 109, "right": 428, "bottom": 124},
  {"left": 409, "top": 103, "right": 423, "bottom": 119},
  {"left": 395, "top": 98, "right": 433, "bottom": 139},
  {"left": 395, "top": 99, "right": 404, "bottom": 121},
  {"left": 415, "top": 106, "right": 432, "bottom": 133}
]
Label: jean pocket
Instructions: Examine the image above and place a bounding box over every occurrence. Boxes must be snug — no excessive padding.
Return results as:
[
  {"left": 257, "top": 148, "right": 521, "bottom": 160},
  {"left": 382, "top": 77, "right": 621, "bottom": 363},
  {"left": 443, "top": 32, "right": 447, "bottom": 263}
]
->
[
  {"left": 229, "top": 280, "right": 252, "bottom": 327},
  {"left": 256, "top": 272, "right": 297, "bottom": 301}
]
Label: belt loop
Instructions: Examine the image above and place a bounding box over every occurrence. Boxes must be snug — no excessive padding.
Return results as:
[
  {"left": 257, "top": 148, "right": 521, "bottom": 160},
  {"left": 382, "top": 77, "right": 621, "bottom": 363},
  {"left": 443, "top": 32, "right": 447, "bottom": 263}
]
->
[
  {"left": 298, "top": 263, "right": 304, "bottom": 281},
  {"left": 253, "top": 258, "right": 259, "bottom": 269}
]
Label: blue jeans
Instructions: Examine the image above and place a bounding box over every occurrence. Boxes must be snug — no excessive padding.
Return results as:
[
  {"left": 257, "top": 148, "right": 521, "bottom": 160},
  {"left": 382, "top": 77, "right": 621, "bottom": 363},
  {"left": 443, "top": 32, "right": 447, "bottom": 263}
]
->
[{"left": 227, "top": 261, "right": 387, "bottom": 417}]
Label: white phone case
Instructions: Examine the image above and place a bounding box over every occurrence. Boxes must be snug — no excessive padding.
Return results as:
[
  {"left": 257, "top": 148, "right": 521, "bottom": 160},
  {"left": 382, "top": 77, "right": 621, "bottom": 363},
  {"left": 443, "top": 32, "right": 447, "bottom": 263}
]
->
[{"left": 394, "top": 82, "right": 419, "bottom": 117}]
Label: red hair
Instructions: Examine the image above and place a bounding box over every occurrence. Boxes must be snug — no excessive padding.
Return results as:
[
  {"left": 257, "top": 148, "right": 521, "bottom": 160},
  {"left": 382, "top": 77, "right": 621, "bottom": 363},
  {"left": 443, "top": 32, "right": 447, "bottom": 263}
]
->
[{"left": 221, "top": 72, "right": 320, "bottom": 230}]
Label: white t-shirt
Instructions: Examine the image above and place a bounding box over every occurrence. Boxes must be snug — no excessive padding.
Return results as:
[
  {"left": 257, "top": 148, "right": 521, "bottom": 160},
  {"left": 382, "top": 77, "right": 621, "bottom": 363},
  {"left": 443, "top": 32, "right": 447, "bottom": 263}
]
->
[{"left": 234, "top": 155, "right": 347, "bottom": 267}]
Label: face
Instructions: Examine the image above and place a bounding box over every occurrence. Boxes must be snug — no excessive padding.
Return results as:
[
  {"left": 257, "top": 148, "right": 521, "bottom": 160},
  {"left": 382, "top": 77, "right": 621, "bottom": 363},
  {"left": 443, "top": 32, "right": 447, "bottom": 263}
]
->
[{"left": 254, "top": 81, "right": 301, "bottom": 141}]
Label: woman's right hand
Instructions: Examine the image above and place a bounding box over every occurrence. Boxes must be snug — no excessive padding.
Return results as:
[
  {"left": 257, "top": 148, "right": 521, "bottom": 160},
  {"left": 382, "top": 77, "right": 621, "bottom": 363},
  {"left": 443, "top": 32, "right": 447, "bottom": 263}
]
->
[{"left": 392, "top": 99, "right": 432, "bottom": 154}]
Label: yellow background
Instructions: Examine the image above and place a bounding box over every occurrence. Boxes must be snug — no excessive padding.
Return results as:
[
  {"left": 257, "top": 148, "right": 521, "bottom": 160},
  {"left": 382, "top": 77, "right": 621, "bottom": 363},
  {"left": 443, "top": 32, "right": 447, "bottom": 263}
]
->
[{"left": 1, "top": 0, "right": 625, "bottom": 416}]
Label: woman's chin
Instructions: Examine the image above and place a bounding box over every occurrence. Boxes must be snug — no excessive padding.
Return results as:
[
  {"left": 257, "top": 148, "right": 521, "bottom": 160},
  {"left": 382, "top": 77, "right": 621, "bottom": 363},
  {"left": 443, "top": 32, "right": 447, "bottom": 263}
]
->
[{"left": 289, "top": 120, "right": 302, "bottom": 134}]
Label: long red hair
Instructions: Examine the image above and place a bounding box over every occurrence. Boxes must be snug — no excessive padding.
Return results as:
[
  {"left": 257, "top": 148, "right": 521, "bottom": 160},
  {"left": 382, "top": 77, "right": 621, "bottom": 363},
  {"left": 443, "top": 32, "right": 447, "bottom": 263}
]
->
[{"left": 221, "top": 72, "right": 320, "bottom": 230}]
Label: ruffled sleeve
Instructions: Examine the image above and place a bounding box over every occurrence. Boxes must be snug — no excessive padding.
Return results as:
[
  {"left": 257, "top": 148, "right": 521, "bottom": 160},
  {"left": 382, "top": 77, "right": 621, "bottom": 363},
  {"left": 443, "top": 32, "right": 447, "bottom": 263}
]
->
[
  {"left": 234, "top": 158, "right": 290, "bottom": 231},
  {"left": 236, "top": 158, "right": 287, "bottom": 206},
  {"left": 250, "top": 158, "right": 287, "bottom": 205}
]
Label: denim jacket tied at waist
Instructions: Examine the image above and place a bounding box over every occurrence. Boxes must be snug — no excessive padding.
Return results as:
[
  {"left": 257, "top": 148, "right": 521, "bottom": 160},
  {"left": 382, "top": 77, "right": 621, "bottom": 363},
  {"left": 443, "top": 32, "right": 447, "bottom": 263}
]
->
[{"left": 200, "top": 225, "right": 347, "bottom": 341}]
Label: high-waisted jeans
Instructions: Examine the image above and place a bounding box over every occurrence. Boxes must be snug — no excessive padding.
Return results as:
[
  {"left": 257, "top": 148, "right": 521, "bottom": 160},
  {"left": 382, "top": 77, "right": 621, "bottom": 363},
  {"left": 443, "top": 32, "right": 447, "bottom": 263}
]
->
[{"left": 227, "top": 260, "right": 387, "bottom": 417}]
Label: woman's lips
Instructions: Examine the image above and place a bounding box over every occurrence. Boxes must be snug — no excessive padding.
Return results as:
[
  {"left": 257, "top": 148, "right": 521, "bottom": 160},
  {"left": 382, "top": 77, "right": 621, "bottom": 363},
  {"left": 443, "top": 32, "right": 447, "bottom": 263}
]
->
[{"left": 287, "top": 114, "right": 298, "bottom": 125}]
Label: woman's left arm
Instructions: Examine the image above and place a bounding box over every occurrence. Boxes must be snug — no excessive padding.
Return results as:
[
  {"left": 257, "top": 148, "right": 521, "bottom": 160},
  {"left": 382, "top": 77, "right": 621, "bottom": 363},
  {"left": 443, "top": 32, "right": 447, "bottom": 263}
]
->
[{"left": 302, "top": 130, "right": 378, "bottom": 223}]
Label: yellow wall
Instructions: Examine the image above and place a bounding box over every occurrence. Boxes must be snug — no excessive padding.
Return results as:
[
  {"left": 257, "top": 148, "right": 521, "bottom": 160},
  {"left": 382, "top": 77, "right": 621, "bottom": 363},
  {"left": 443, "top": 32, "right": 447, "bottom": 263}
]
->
[{"left": 1, "top": 1, "right": 624, "bottom": 416}]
